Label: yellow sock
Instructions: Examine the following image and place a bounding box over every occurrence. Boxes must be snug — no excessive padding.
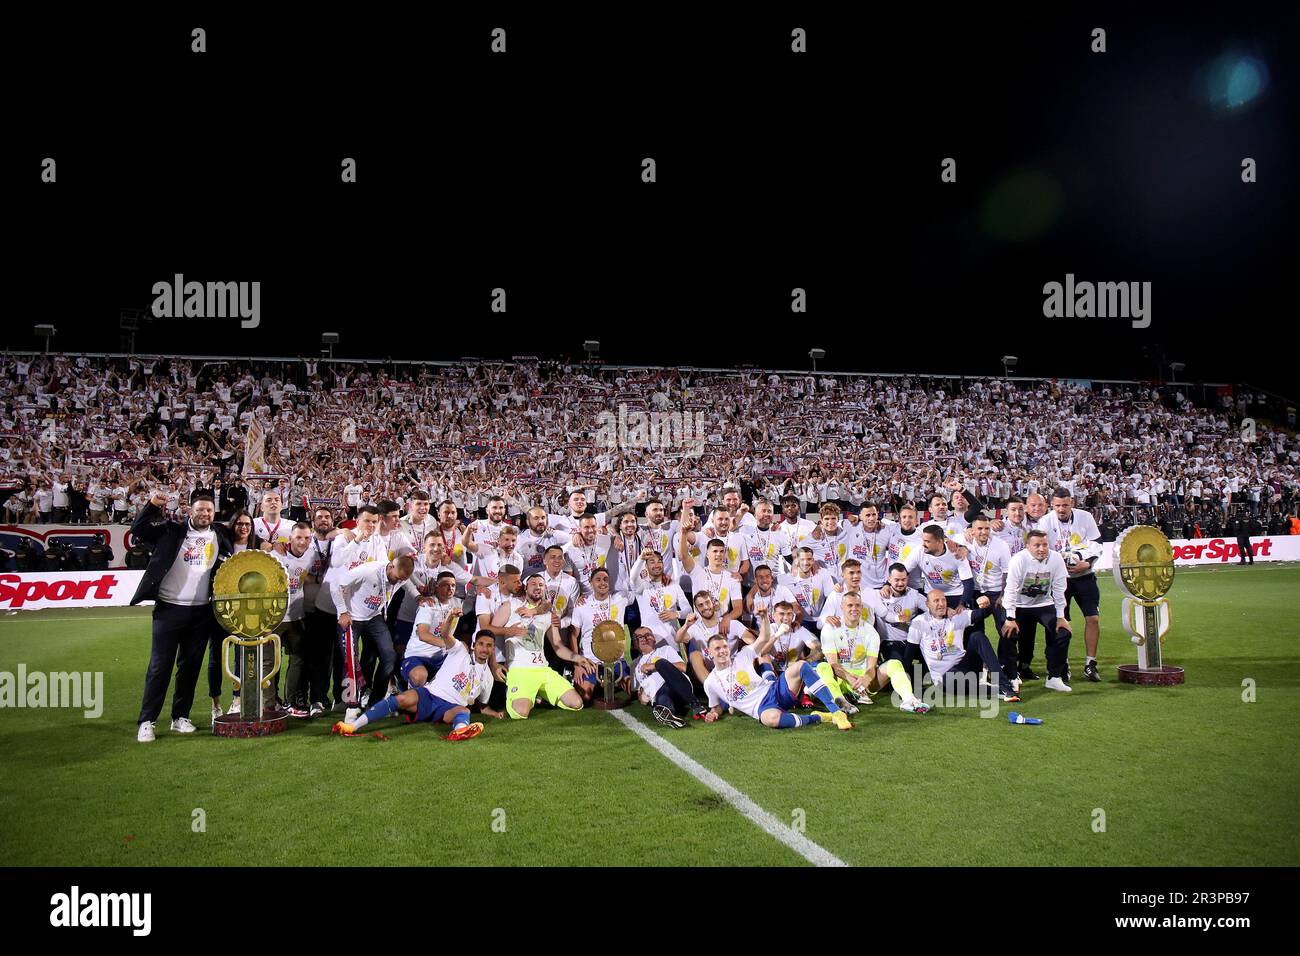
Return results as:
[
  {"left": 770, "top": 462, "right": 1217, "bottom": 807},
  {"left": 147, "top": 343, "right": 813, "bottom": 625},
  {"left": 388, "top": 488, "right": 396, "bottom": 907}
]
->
[
  {"left": 814, "top": 662, "right": 837, "bottom": 697},
  {"left": 884, "top": 658, "right": 914, "bottom": 700}
]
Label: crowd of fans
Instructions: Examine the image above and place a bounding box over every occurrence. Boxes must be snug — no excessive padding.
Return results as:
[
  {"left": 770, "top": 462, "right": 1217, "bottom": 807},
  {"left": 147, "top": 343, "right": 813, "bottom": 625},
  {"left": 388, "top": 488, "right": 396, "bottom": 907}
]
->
[{"left": 1, "top": 353, "right": 1296, "bottom": 541}]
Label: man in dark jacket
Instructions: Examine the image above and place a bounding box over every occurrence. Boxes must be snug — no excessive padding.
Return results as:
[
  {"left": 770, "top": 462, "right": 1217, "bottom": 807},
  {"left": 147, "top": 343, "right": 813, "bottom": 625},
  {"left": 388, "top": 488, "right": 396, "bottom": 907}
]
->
[{"left": 131, "top": 490, "right": 233, "bottom": 742}]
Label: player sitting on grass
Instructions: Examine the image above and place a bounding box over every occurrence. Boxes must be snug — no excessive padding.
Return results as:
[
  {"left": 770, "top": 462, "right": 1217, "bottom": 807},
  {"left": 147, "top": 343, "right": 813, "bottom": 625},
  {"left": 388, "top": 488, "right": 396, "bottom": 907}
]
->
[
  {"left": 814, "top": 592, "right": 930, "bottom": 715},
  {"left": 493, "top": 573, "right": 595, "bottom": 719},
  {"left": 332, "top": 630, "right": 502, "bottom": 741},
  {"left": 571, "top": 568, "right": 630, "bottom": 704},
  {"left": 911, "top": 589, "right": 1021, "bottom": 705},
  {"left": 632, "top": 627, "right": 700, "bottom": 728},
  {"left": 701, "top": 613, "right": 853, "bottom": 730}
]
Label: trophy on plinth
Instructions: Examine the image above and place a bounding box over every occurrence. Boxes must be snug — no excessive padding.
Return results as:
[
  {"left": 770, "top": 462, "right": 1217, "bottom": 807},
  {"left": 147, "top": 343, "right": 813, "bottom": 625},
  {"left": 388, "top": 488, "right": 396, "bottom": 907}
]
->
[
  {"left": 211, "top": 550, "right": 291, "bottom": 736},
  {"left": 590, "top": 620, "right": 632, "bottom": 710},
  {"left": 1112, "top": 525, "right": 1184, "bottom": 686}
]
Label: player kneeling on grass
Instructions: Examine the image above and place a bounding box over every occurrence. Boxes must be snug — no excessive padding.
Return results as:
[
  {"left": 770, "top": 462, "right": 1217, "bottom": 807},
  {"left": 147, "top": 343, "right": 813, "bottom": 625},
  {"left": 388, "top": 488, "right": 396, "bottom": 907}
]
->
[
  {"left": 814, "top": 593, "right": 929, "bottom": 714},
  {"left": 493, "top": 573, "right": 595, "bottom": 719},
  {"left": 701, "top": 613, "right": 853, "bottom": 730},
  {"left": 332, "top": 630, "right": 502, "bottom": 741}
]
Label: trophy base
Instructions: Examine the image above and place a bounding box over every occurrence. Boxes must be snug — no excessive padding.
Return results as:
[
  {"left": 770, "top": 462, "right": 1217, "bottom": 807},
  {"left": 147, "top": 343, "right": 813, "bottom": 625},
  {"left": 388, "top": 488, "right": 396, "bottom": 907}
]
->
[
  {"left": 1117, "top": 664, "right": 1185, "bottom": 686},
  {"left": 212, "top": 710, "right": 290, "bottom": 737}
]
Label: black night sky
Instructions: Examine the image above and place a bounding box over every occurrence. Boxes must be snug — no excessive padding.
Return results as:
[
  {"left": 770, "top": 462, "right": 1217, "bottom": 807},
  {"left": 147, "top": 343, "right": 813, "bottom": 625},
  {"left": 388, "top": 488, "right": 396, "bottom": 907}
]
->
[{"left": 11, "top": 7, "right": 1298, "bottom": 396}]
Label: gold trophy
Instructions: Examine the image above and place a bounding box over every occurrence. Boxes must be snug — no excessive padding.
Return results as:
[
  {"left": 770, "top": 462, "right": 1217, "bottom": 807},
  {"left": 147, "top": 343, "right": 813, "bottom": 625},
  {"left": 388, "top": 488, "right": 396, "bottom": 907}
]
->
[
  {"left": 211, "top": 550, "right": 291, "bottom": 736},
  {"left": 590, "top": 620, "right": 631, "bottom": 710},
  {"left": 1112, "top": 525, "right": 1183, "bottom": 685}
]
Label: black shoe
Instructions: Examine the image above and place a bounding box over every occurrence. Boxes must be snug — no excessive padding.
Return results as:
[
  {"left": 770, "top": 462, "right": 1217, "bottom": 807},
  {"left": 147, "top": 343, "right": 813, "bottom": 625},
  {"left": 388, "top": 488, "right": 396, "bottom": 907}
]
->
[
  {"left": 653, "top": 705, "right": 685, "bottom": 729},
  {"left": 1018, "top": 665, "right": 1040, "bottom": 681},
  {"left": 1084, "top": 660, "right": 1101, "bottom": 682}
]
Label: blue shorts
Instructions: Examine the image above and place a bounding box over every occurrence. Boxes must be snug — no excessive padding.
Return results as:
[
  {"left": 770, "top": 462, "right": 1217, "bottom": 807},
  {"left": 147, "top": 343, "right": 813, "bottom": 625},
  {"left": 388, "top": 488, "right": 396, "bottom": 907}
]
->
[
  {"left": 578, "top": 659, "right": 629, "bottom": 685},
  {"left": 412, "top": 686, "right": 460, "bottom": 723},
  {"left": 760, "top": 672, "right": 798, "bottom": 713},
  {"left": 401, "top": 655, "right": 444, "bottom": 685}
]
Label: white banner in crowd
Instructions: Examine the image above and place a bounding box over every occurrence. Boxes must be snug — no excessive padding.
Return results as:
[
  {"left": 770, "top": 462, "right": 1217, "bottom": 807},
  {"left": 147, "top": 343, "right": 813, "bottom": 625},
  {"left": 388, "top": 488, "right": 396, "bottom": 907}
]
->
[
  {"left": 1095, "top": 536, "right": 1298, "bottom": 569},
  {"left": 0, "top": 524, "right": 136, "bottom": 568},
  {"left": 0, "top": 570, "right": 145, "bottom": 611}
]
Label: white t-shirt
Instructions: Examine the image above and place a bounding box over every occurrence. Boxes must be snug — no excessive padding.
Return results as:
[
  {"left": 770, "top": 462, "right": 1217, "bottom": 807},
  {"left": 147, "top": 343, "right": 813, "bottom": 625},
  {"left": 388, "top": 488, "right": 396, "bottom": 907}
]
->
[
  {"left": 689, "top": 564, "right": 741, "bottom": 611},
  {"left": 778, "top": 569, "right": 837, "bottom": 620},
  {"left": 572, "top": 595, "right": 627, "bottom": 662},
  {"left": 704, "top": 645, "right": 773, "bottom": 720},
  {"left": 687, "top": 618, "right": 750, "bottom": 665},
  {"left": 634, "top": 641, "right": 684, "bottom": 700},
  {"left": 275, "top": 546, "right": 316, "bottom": 621},
  {"left": 964, "top": 536, "right": 1013, "bottom": 593},
  {"left": 253, "top": 514, "right": 291, "bottom": 547},
  {"left": 157, "top": 523, "right": 219, "bottom": 606},
  {"left": 406, "top": 598, "right": 460, "bottom": 660},
  {"left": 427, "top": 641, "right": 493, "bottom": 708},
  {"left": 912, "top": 610, "right": 973, "bottom": 683},
  {"left": 331, "top": 562, "right": 397, "bottom": 622},
  {"left": 634, "top": 581, "right": 689, "bottom": 643}
]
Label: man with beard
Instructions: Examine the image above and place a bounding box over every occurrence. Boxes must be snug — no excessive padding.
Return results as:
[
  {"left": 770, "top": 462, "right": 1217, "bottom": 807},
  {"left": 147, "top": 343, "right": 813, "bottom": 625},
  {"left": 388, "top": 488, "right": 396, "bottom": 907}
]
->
[
  {"left": 331, "top": 553, "right": 416, "bottom": 722},
  {"left": 306, "top": 506, "right": 345, "bottom": 715},
  {"left": 132, "top": 491, "right": 233, "bottom": 743},
  {"left": 681, "top": 590, "right": 755, "bottom": 689},
  {"left": 565, "top": 514, "right": 612, "bottom": 598},
  {"left": 273, "top": 522, "right": 318, "bottom": 717},
  {"left": 518, "top": 506, "right": 569, "bottom": 577},
  {"left": 740, "top": 498, "right": 787, "bottom": 578},
  {"left": 570, "top": 568, "right": 630, "bottom": 704},
  {"left": 434, "top": 499, "right": 470, "bottom": 571},
  {"left": 492, "top": 573, "right": 594, "bottom": 719},
  {"left": 681, "top": 536, "right": 744, "bottom": 626},
  {"left": 548, "top": 489, "right": 604, "bottom": 536},
  {"left": 902, "top": 524, "right": 973, "bottom": 610},
  {"left": 465, "top": 495, "right": 511, "bottom": 558},
  {"left": 992, "top": 496, "right": 1032, "bottom": 556},
  {"left": 779, "top": 546, "right": 838, "bottom": 631},
  {"left": 632, "top": 550, "right": 689, "bottom": 646},
  {"left": 1041, "top": 488, "right": 1103, "bottom": 683},
  {"left": 873, "top": 563, "right": 929, "bottom": 682}
]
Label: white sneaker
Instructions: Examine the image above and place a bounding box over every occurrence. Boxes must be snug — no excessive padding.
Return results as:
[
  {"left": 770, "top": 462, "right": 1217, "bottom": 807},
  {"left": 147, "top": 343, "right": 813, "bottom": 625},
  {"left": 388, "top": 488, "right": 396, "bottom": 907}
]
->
[
  {"left": 1011, "top": 677, "right": 1022, "bottom": 693},
  {"left": 170, "top": 717, "right": 197, "bottom": 733},
  {"left": 227, "top": 698, "right": 241, "bottom": 715},
  {"left": 137, "top": 721, "right": 156, "bottom": 743},
  {"left": 211, "top": 702, "right": 222, "bottom": 723},
  {"left": 1045, "top": 677, "right": 1072, "bottom": 692},
  {"left": 344, "top": 707, "right": 361, "bottom": 725}
]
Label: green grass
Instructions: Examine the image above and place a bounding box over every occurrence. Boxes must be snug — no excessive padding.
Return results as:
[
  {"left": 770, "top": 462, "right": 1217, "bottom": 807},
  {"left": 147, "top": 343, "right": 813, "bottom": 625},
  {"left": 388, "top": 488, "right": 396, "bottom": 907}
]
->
[{"left": 2, "top": 565, "right": 1298, "bottom": 866}]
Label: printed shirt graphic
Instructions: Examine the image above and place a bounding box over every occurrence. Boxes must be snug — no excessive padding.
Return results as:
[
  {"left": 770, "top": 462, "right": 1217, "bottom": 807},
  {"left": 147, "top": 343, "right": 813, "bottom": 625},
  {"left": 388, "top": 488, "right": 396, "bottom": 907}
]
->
[
  {"left": 819, "top": 621, "right": 880, "bottom": 674},
  {"left": 911, "top": 610, "right": 972, "bottom": 681},
  {"left": 504, "top": 600, "right": 552, "bottom": 669},
  {"left": 407, "top": 599, "right": 458, "bottom": 659},
  {"left": 778, "top": 569, "right": 834, "bottom": 617},
  {"left": 688, "top": 619, "right": 749, "bottom": 663},
  {"left": 634, "top": 641, "right": 683, "bottom": 698},
  {"left": 182, "top": 536, "right": 217, "bottom": 568},
  {"left": 703, "top": 645, "right": 771, "bottom": 720},
  {"left": 428, "top": 641, "right": 493, "bottom": 707}
]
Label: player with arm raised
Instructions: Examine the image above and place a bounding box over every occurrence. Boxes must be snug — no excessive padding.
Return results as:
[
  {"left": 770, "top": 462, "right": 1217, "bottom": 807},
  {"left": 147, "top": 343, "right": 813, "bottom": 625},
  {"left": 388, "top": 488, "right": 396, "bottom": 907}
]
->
[
  {"left": 701, "top": 611, "right": 853, "bottom": 730},
  {"left": 332, "top": 630, "right": 500, "bottom": 741}
]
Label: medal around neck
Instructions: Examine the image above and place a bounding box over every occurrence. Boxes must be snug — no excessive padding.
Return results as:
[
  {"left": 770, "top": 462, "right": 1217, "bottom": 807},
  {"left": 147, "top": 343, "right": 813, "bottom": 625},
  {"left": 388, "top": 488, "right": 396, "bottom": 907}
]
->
[{"left": 211, "top": 549, "right": 291, "bottom": 736}]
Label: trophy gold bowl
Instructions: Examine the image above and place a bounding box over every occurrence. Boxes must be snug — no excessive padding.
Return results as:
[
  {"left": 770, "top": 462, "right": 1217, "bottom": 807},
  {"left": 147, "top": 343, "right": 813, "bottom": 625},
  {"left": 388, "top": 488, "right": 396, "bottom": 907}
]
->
[
  {"left": 211, "top": 550, "right": 291, "bottom": 736},
  {"left": 1112, "top": 525, "right": 1184, "bottom": 686},
  {"left": 590, "top": 620, "right": 631, "bottom": 710}
]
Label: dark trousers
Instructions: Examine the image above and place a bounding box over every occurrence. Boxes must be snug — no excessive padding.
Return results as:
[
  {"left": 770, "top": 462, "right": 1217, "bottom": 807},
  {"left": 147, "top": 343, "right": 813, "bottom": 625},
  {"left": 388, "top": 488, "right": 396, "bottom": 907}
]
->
[
  {"left": 1237, "top": 536, "right": 1253, "bottom": 563},
  {"left": 392, "top": 618, "right": 416, "bottom": 690},
  {"left": 207, "top": 628, "right": 229, "bottom": 699},
  {"left": 281, "top": 618, "right": 309, "bottom": 708},
  {"left": 139, "top": 600, "right": 221, "bottom": 725},
  {"left": 339, "top": 616, "right": 396, "bottom": 705},
  {"left": 1014, "top": 605, "right": 1070, "bottom": 679},
  {"left": 942, "top": 631, "right": 1012, "bottom": 696},
  {"left": 650, "top": 659, "right": 696, "bottom": 716},
  {"left": 305, "top": 609, "right": 336, "bottom": 706}
]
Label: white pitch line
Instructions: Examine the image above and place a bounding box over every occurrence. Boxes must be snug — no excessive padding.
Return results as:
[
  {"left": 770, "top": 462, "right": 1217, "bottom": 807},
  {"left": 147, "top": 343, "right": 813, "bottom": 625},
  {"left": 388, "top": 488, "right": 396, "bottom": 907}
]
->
[{"left": 607, "top": 708, "right": 847, "bottom": 867}]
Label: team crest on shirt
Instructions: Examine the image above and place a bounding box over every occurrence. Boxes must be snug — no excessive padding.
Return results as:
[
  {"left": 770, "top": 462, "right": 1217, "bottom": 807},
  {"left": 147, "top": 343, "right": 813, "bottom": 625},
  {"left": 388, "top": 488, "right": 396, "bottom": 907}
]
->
[
  {"left": 182, "top": 540, "right": 215, "bottom": 567},
  {"left": 1069, "top": 532, "right": 1082, "bottom": 545},
  {"left": 727, "top": 546, "right": 738, "bottom": 565},
  {"left": 736, "top": 670, "right": 751, "bottom": 687},
  {"left": 719, "top": 587, "right": 729, "bottom": 603},
  {"left": 897, "top": 608, "right": 912, "bottom": 622},
  {"left": 853, "top": 644, "right": 868, "bottom": 663}
]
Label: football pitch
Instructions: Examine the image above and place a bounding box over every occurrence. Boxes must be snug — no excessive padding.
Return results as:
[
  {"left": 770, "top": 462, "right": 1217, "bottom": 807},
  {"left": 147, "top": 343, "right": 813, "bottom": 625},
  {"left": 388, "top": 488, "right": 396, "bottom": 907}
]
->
[{"left": 2, "top": 566, "right": 1298, "bottom": 868}]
